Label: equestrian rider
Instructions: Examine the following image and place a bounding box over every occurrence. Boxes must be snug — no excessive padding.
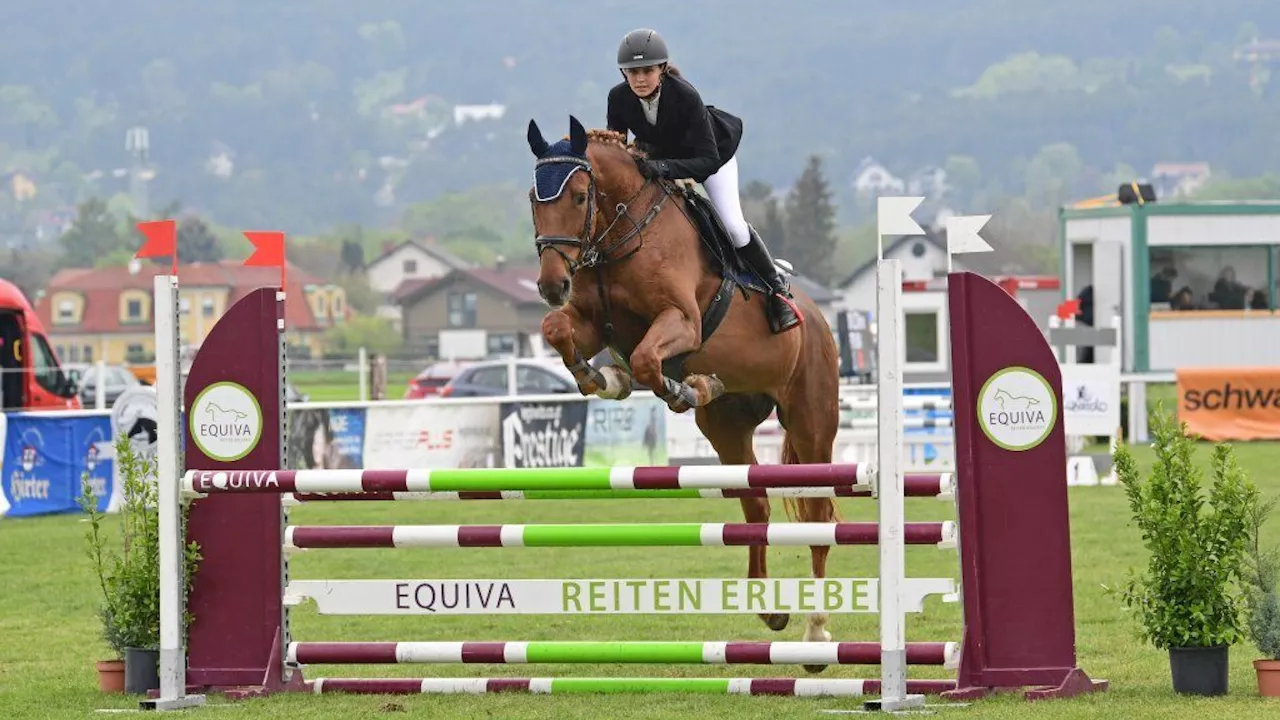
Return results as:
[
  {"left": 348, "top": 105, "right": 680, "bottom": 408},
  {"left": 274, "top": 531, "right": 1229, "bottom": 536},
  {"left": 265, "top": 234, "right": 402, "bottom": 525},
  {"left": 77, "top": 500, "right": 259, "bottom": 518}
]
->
[{"left": 606, "top": 28, "right": 802, "bottom": 334}]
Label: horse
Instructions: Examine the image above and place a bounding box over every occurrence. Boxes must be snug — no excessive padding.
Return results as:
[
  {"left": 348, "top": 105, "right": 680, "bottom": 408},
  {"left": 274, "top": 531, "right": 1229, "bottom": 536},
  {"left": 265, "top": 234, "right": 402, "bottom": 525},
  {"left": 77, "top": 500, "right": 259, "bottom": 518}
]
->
[{"left": 526, "top": 116, "right": 842, "bottom": 670}]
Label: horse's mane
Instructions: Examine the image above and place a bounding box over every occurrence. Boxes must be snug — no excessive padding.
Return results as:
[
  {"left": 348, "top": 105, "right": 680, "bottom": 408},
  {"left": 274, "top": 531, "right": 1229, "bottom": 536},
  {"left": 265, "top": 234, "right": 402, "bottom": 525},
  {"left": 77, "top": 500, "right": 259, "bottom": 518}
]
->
[{"left": 586, "top": 129, "right": 648, "bottom": 159}]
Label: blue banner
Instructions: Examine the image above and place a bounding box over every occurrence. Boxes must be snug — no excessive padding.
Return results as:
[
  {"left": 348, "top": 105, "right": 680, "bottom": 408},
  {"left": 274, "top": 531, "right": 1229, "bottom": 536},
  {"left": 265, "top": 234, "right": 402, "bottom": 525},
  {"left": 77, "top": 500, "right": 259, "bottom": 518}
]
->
[
  {"left": 1, "top": 412, "right": 115, "bottom": 518},
  {"left": 286, "top": 407, "right": 366, "bottom": 470}
]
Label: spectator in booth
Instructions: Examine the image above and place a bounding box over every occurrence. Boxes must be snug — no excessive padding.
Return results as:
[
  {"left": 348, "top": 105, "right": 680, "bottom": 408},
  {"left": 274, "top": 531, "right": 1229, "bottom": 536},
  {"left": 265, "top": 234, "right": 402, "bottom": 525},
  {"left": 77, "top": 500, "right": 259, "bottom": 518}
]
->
[
  {"left": 1209, "top": 266, "right": 1247, "bottom": 309},
  {"left": 1074, "top": 285, "right": 1094, "bottom": 364},
  {"left": 1150, "top": 266, "right": 1177, "bottom": 304},
  {"left": 1171, "top": 286, "right": 1195, "bottom": 311},
  {"left": 1248, "top": 288, "right": 1271, "bottom": 311}
]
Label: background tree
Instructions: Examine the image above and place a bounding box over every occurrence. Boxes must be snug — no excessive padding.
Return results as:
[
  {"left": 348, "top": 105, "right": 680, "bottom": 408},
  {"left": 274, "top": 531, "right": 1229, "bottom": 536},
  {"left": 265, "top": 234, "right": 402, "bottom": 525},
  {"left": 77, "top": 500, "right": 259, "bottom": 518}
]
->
[
  {"left": 340, "top": 238, "right": 365, "bottom": 275},
  {"left": 177, "top": 216, "right": 224, "bottom": 263},
  {"left": 781, "top": 155, "right": 838, "bottom": 285},
  {"left": 58, "top": 198, "right": 126, "bottom": 269}
]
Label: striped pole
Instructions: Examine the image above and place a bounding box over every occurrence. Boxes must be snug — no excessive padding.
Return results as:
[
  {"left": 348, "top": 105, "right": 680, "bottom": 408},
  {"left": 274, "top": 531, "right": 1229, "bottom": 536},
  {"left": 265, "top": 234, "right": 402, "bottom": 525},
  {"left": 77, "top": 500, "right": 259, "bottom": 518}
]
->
[
  {"left": 283, "top": 521, "right": 956, "bottom": 550},
  {"left": 283, "top": 473, "right": 954, "bottom": 504},
  {"left": 844, "top": 397, "right": 952, "bottom": 411},
  {"left": 307, "top": 676, "right": 959, "bottom": 696},
  {"left": 184, "top": 463, "right": 872, "bottom": 495},
  {"left": 848, "top": 417, "right": 952, "bottom": 430},
  {"left": 287, "top": 641, "right": 959, "bottom": 667}
]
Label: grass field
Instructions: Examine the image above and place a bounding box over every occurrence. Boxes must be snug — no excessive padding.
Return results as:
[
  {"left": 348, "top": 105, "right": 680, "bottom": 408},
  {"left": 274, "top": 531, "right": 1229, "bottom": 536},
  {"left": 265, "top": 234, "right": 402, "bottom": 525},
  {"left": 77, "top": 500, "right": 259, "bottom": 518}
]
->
[
  {"left": 291, "top": 370, "right": 416, "bottom": 402},
  {"left": 3, "top": 435, "right": 1280, "bottom": 719}
]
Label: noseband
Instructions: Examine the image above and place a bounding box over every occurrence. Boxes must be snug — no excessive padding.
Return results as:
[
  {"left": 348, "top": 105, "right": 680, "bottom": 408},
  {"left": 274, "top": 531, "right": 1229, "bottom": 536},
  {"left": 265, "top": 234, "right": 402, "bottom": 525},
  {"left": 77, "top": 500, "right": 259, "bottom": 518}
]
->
[{"left": 531, "top": 154, "right": 668, "bottom": 276}]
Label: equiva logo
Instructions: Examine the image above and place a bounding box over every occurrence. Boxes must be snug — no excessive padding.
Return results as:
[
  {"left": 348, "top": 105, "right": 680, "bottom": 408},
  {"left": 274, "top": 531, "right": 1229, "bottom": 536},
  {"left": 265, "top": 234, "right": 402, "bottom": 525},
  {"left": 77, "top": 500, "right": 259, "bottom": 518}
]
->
[
  {"left": 977, "top": 366, "right": 1057, "bottom": 451},
  {"left": 189, "top": 381, "right": 263, "bottom": 462}
]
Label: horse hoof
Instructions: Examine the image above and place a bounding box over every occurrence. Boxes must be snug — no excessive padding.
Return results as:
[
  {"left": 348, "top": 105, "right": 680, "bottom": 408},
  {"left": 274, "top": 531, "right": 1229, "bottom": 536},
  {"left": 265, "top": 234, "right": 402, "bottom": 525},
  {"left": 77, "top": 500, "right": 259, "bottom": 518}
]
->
[
  {"left": 802, "top": 663, "right": 828, "bottom": 675},
  {"left": 761, "top": 613, "right": 790, "bottom": 631}
]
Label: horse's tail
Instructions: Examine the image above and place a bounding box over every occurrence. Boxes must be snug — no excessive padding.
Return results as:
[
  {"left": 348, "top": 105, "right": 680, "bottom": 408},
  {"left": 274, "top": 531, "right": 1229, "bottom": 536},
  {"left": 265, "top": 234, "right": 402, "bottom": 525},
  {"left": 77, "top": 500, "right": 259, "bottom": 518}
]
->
[{"left": 779, "top": 433, "right": 842, "bottom": 524}]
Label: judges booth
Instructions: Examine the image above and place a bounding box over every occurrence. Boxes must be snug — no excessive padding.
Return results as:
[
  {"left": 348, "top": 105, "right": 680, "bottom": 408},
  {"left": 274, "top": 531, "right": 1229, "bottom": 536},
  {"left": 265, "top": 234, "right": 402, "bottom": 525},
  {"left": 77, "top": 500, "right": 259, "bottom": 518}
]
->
[{"left": 1060, "top": 196, "right": 1280, "bottom": 440}]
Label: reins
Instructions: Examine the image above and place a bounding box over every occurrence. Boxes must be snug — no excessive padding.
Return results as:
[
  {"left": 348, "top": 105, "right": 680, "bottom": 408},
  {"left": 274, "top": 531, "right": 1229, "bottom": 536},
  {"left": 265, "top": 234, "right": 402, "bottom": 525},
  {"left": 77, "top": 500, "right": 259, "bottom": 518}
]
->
[{"left": 532, "top": 151, "right": 673, "bottom": 345}]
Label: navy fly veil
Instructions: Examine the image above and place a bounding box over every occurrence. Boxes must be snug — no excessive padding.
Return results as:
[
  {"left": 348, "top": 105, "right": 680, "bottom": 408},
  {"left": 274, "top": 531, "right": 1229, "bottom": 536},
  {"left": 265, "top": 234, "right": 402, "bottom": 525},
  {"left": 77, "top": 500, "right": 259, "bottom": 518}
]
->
[{"left": 533, "top": 138, "right": 589, "bottom": 202}]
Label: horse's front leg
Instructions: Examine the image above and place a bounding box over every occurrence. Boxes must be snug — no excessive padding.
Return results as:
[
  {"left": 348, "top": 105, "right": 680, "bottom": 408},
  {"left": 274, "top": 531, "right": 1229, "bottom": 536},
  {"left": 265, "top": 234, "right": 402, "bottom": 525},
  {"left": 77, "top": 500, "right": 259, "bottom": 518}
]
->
[
  {"left": 629, "top": 307, "right": 723, "bottom": 413},
  {"left": 541, "top": 306, "right": 633, "bottom": 399}
]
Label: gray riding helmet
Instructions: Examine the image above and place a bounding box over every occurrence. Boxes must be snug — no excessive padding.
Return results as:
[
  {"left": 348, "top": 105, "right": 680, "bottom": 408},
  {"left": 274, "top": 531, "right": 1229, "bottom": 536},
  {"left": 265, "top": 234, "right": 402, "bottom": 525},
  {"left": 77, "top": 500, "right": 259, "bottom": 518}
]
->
[{"left": 617, "top": 29, "right": 669, "bottom": 69}]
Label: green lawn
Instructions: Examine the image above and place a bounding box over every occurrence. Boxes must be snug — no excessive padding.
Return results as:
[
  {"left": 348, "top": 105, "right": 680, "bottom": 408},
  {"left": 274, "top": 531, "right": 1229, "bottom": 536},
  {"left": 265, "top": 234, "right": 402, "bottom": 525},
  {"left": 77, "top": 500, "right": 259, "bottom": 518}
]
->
[
  {"left": 3, "top": 440, "right": 1280, "bottom": 718},
  {"left": 292, "top": 370, "right": 416, "bottom": 402}
]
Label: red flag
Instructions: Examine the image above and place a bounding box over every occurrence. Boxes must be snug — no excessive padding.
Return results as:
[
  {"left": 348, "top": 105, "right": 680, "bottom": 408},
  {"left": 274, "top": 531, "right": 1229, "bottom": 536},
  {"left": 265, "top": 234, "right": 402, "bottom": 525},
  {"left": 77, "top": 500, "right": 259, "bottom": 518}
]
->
[
  {"left": 243, "top": 230, "right": 287, "bottom": 288},
  {"left": 136, "top": 219, "right": 178, "bottom": 275},
  {"left": 1056, "top": 298, "right": 1081, "bottom": 320}
]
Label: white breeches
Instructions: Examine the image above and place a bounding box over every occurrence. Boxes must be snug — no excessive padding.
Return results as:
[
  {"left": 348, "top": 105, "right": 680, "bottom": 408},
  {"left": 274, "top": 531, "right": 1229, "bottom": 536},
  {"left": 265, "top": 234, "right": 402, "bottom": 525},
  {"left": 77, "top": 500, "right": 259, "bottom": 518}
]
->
[{"left": 702, "top": 155, "right": 751, "bottom": 248}]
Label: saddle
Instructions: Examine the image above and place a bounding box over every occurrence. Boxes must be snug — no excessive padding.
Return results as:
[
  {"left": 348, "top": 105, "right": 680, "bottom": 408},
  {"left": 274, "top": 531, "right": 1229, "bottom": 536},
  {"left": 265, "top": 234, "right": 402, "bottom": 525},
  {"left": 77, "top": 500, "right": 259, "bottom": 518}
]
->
[{"left": 652, "top": 183, "right": 776, "bottom": 381}]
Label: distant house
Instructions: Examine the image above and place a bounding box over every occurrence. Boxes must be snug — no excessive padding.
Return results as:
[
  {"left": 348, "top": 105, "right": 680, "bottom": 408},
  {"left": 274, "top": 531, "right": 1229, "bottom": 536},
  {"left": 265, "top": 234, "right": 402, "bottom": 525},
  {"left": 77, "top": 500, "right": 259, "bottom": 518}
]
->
[
  {"left": 34, "top": 261, "right": 345, "bottom": 364},
  {"left": 907, "top": 166, "right": 948, "bottom": 198},
  {"left": 834, "top": 229, "right": 1059, "bottom": 382},
  {"left": 836, "top": 231, "right": 969, "bottom": 314},
  {"left": 853, "top": 157, "right": 905, "bottom": 196},
  {"left": 392, "top": 264, "right": 546, "bottom": 360},
  {"left": 1150, "top": 162, "right": 1211, "bottom": 199},
  {"left": 366, "top": 239, "right": 472, "bottom": 324}
]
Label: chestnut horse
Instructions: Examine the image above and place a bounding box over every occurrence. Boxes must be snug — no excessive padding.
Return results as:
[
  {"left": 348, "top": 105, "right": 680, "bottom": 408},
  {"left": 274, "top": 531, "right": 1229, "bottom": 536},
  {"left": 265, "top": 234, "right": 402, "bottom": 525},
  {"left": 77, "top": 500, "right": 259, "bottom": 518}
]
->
[{"left": 526, "top": 116, "right": 841, "bottom": 669}]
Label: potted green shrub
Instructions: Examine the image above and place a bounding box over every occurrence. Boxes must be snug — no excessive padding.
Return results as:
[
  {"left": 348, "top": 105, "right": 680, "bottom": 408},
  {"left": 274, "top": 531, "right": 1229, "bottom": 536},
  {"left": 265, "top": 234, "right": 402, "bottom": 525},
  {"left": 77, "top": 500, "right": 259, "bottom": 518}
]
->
[
  {"left": 80, "top": 435, "right": 200, "bottom": 695},
  {"left": 1111, "top": 405, "right": 1257, "bottom": 696},
  {"left": 1243, "top": 493, "right": 1280, "bottom": 696}
]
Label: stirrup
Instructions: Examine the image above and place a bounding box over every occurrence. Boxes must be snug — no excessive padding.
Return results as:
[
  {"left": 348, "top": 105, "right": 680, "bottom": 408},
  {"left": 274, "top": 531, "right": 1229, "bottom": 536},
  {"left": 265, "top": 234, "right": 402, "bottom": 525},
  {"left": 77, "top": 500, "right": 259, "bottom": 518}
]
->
[{"left": 768, "top": 292, "right": 803, "bottom": 333}]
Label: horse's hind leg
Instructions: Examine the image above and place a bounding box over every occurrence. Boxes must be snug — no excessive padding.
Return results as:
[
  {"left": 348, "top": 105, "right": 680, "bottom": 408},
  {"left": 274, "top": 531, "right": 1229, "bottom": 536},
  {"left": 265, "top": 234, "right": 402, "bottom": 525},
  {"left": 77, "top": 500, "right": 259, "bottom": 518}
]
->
[
  {"left": 777, "top": 381, "right": 840, "bottom": 673},
  {"left": 695, "top": 397, "right": 788, "bottom": 632}
]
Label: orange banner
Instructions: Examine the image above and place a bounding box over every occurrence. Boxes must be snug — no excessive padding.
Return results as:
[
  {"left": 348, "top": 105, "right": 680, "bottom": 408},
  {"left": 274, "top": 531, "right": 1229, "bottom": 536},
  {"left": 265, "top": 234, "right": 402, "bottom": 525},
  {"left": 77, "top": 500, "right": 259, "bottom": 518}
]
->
[{"left": 1177, "top": 367, "right": 1280, "bottom": 441}]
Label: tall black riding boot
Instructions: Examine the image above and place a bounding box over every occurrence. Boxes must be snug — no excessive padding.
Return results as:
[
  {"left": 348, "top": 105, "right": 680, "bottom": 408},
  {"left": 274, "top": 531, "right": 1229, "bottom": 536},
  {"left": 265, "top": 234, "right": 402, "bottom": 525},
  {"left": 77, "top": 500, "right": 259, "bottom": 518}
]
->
[{"left": 738, "top": 226, "right": 803, "bottom": 333}]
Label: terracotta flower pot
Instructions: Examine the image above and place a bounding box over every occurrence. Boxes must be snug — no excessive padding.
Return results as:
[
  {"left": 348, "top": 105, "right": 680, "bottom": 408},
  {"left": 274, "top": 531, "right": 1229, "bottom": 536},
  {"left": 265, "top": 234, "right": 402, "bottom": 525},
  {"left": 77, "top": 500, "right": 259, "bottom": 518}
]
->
[
  {"left": 96, "top": 659, "right": 125, "bottom": 693},
  {"left": 1256, "top": 659, "right": 1280, "bottom": 697}
]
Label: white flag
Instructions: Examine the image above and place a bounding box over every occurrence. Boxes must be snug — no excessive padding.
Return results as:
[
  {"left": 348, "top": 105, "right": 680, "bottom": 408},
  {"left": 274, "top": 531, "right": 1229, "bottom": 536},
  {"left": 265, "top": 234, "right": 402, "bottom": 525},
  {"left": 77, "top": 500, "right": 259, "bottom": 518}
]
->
[
  {"left": 877, "top": 196, "right": 926, "bottom": 238},
  {"left": 945, "top": 214, "right": 993, "bottom": 256}
]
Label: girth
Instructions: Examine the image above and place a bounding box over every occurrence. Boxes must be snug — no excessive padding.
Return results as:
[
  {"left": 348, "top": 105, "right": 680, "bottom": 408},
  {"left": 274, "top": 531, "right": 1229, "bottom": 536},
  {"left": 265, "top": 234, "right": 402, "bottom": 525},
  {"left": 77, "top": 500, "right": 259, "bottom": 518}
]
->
[
  {"left": 601, "top": 272, "right": 737, "bottom": 383},
  {"left": 660, "top": 273, "right": 738, "bottom": 381}
]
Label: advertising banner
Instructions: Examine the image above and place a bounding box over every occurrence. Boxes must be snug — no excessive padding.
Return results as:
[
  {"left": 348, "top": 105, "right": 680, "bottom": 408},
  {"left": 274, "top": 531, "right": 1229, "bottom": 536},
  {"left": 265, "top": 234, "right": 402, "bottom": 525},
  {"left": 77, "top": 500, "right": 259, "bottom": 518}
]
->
[
  {"left": 1, "top": 413, "right": 115, "bottom": 518},
  {"left": 362, "top": 403, "right": 501, "bottom": 469},
  {"left": 499, "top": 400, "right": 588, "bottom": 468},
  {"left": 288, "top": 407, "right": 367, "bottom": 469},
  {"left": 1177, "top": 367, "right": 1280, "bottom": 441},
  {"left": 583, "top": 397, "right": 666, "bottom": 466},
  {"left": 1060, "top": 363, "right": 1121, "bottom": 437}
]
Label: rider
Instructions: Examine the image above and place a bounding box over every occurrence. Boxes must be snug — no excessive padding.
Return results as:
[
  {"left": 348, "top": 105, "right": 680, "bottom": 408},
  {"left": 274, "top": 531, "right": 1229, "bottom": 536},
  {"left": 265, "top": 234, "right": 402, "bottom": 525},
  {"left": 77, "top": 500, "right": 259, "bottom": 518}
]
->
[{"left": 606, "top": 28, "right": 802, "bottom": 333}]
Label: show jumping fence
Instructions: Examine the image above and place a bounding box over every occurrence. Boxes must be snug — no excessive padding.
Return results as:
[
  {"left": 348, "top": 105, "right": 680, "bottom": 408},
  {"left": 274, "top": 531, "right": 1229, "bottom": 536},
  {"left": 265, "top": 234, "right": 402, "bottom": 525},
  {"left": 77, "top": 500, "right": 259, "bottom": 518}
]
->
[{"left": 142, "top": 259, "right": 1107, "bottom": 711}]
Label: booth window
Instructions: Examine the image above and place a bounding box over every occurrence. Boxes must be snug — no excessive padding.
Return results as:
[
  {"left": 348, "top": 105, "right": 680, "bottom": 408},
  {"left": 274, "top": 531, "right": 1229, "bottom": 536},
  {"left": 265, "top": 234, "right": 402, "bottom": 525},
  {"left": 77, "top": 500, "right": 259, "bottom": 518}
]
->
[{"left": 1149, "top": 246, "right": 1272, "bottom": 312}]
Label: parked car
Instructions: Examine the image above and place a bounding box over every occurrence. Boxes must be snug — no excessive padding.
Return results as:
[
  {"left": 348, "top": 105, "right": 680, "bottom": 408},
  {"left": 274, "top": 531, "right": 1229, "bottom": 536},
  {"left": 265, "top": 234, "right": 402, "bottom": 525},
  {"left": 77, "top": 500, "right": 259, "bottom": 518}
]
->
[
  {"left": 75, "top": 363, "right": 141, "bottom": 408},
  {"left": 438, "top": 357, "right": 577, "bottom": 397},
  {"left": 404, "top": 360, "right": 467, "bottom": 399}
]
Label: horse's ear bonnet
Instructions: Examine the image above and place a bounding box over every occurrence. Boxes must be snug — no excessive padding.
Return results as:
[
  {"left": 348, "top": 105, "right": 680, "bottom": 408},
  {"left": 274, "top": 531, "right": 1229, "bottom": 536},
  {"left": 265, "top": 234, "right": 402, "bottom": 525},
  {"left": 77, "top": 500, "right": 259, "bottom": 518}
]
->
[{"left": 529, "top": 116, "right": 591, "bottom": 202}]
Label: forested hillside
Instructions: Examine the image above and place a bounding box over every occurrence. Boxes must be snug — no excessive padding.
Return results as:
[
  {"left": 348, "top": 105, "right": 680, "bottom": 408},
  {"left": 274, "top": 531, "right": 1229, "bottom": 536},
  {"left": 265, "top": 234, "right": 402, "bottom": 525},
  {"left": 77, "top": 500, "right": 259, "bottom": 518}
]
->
[{"left": 0, "top": 1, "right": 1277, "bottom": 253}]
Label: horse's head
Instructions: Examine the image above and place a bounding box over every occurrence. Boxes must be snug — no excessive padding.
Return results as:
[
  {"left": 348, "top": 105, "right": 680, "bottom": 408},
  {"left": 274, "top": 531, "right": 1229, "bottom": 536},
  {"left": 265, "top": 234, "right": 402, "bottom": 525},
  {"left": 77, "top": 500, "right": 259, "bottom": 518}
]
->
[{"left": 528, "top": 116, "right": 604, "bottom": 307}]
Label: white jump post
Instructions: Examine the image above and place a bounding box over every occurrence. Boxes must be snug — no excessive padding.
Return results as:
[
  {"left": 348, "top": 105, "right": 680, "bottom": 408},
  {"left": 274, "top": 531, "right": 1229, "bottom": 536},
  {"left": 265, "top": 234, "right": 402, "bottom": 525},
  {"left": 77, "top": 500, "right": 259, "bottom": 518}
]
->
[
  {"left": 866, "top": 196, "right": 927, "bottom": 713},
  {"left": 872, "top": 258, "right": 921, "bottom": 712},
  {"left": 141, "top": 275, "right": 205, "bottom": 711}
]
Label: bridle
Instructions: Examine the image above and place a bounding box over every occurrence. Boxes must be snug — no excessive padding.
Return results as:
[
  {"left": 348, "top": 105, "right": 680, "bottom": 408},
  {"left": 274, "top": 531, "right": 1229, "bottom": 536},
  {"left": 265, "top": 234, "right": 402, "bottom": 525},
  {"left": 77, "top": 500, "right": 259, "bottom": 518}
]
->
[
  {"left": 531, "top": 154, "right": 668, "bottom": 276},
  {"left": 530, "top": 153, "right": 671, "bottom": 345}
]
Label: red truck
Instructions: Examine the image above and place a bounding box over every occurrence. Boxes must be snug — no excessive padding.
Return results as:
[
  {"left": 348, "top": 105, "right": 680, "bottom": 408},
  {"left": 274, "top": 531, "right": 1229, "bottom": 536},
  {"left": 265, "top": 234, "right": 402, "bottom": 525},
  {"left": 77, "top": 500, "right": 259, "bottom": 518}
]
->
[{"left": 0, "top": 278, "right": 81, "bottom": 411}]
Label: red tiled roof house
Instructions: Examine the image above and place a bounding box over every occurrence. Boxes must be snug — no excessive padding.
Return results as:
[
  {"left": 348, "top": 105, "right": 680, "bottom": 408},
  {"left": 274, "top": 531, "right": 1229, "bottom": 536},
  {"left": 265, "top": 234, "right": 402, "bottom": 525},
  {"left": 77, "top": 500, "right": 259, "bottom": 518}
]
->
[{"left": 34, "top": 261, "right": 347, "bottom": 364}]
